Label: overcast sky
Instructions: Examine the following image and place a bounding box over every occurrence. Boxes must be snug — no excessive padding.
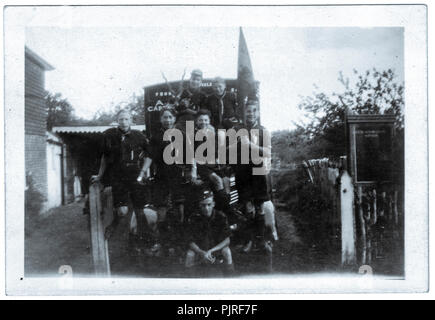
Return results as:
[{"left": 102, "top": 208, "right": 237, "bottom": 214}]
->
[{"left": 26, "top": 26, "right": 403, "bottom": 131}]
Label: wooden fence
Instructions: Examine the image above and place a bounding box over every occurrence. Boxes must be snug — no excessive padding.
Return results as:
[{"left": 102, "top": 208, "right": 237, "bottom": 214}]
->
[
  {"left": 355, "top": 184, "right": 403, "bottom": 268},
  {"left": 303, "top": 158, "right": 355, "bottom": 265},
  {"left": 304, "top": 157, "right": 403, "bottom": 270}
]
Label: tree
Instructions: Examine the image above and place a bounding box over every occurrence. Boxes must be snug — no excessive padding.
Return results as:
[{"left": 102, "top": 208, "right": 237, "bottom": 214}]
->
[
  {"left": 83, "top": 93, "right": 145, "bottom": 126},
  {"left": 297, "top": 68, "right": 404, "bottom": 158},
  {"left": 272, "top": 128, "right": 312, "bottom": 164},
  {"left": 45, "top": 93, "right": 75, "bottom": 130}
]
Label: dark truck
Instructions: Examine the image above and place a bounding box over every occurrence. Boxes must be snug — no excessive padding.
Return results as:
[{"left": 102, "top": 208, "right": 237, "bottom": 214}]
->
[{"left": 144, "top": 78, "right": 239, "bottom": 139}]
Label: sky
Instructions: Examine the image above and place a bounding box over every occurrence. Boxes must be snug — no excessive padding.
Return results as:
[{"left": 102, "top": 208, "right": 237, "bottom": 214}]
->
[{"left": 25, "top": 26, "right": 404, "bottom": 131}]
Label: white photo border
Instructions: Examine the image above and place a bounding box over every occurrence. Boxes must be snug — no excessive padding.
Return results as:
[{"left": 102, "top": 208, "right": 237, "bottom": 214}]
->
[{"left": 4, "top": 4, "right": 428, "bottom": 295}]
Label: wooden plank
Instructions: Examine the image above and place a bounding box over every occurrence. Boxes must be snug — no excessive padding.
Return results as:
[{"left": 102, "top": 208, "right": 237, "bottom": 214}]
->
[
  {"left": 372, "top": 189, "right": 377, "bottom": 225},
  {"left": 357, "top": 185, "right": 367, "bottom": 265},
  {"left": 380, "top": 191, "right": 387, "bottom": 218},
  {"left": 89, "top": 183, "right": 110, "bottom": 276},
  {"left": 394, "top": 190, "right": 399, "bottom": 226}
]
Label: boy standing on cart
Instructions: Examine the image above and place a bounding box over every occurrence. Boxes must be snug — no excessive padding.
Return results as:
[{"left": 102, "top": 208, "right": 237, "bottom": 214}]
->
[
  {"left": 232, "top": 100, "right": 278, "bottom": 253},
  {"left": 204, "top": 77, "right": 240, "bottom": 129},
  {"left": 176, "top": 69, "right": 207, "bottom": 130}
]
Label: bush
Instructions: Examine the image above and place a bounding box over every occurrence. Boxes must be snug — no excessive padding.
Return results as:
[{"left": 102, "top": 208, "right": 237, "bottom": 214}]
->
[
  {"left": 273, "top": 166, "right": 333, "bottom": 244},
  {"left": 25, "top": 174, "right": 45, "bottom": 216}
]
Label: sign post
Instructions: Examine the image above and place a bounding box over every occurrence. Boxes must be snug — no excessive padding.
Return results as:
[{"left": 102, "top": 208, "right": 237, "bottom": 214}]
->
[
  {"left": 346, "top": 114, "right": 396, "bottom": 184},
  {"left": 346, "top": 113, "right": 398, "bottom": 267}
]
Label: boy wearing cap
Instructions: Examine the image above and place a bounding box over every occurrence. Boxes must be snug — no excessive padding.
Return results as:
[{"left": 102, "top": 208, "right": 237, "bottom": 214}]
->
[
  {"left": 204, "top": 77, "right": 239, "bottom": 129},
  {"left": 185, "top": 188, "right": 235, "bottom": 276},
  {"left": 176, "top": 69, "right": 207, "bottom": 129}
]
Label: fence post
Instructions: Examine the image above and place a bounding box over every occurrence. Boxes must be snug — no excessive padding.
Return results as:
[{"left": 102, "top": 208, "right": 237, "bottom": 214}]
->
[
  {"left": 357, "top": 185, "right": 367, "bottom": 265},
  {"left": 339, "top": 170, "right": 356, "bottom": 265},
  {"left": 372, "top": 189, "right": 377, "bottom": 225},
  {"left": 393, "top": 190, "right": 399, "bottom": 226},
  {"left": 89, "top": 182, "right": 111, "bottom": 276}
]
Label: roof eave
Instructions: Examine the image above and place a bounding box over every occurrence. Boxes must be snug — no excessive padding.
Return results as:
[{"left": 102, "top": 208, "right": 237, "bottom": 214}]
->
[{"left": 25, "top": 46, "right": 55, "bottom": 71}]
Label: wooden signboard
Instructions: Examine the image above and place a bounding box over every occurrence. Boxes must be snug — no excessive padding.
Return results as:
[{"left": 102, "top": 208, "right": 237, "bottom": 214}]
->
[{"left": 346, "top": 114, "right": 395, "bottom": 184}]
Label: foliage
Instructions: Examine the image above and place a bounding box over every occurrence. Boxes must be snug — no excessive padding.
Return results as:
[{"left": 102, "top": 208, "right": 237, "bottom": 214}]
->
[
  {"left": 272, "top": 128, "right": 345, "bottom": 165},
  {"left": 45, "top": 93, "right": 76, "bottom": 130},
  {"left": 45, "top": 92, "right": 145, "bottom": 128},
  {"left": 272, "top": 128, "right": 315, "bottom": 164},
  {"left": 74, "top": 94, "right": 145, "bottom": 126},
  {"left": 272, "top": 69, "right": 404, "bottom": 167},
  {"left": 271, "top": 167, "right": 334, "bottom": 253},
  {"left": 296, "top": 68, "right": 404, "bottom": 158}
]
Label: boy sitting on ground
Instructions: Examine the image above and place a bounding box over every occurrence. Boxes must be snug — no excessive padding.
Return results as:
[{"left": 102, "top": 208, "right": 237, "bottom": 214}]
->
[{"left": 185, "top": 188, "right": 235, "bottom": 276}]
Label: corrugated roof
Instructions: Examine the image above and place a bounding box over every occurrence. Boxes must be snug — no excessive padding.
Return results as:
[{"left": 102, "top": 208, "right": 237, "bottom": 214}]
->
[{"left": 53, "top": 125, "right": 146, "bottom": 134}]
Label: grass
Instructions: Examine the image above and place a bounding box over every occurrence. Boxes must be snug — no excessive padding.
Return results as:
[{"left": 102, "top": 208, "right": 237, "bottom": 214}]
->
[{"left": 25, "top": 201, "right": 93, "bottom": 276}]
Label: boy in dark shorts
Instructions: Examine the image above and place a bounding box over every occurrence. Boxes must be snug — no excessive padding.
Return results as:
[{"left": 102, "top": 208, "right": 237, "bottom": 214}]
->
[
  {"left": 193, "top": 109, "right": 244, "bottom": 224},
  {"left": 91, "top": 110, "right": 153, "bottom": 260},
  {"left": 185, "top": 188, "right": 234, "bottom": 276},
  {"left": 232, "top": 100, "right": 278, "bottom": 252},
  {"left": 193, "top": 109, "right": 223, "bottom": 189},
  {"left": 148, "top": 106, "right": 186, "bottom": 255}
]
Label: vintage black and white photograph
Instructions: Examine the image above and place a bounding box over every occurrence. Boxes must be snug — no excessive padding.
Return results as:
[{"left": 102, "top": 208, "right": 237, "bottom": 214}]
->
[{"left": 4, "top": 4, "right": 428, "bottom": 295}]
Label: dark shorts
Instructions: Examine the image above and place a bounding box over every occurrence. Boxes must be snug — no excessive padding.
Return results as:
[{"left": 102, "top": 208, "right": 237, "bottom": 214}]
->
[
  {"left": 111, "top": 178, "right": 148, "bottom": 209},
  {"left": 152, "top": 177, "right": 186, "bottom": 207},
  {"left": 197, "top": 164, "right": 231, "bottom": 181},
  {"left": 234, "top": 165, "right": 271, "bottom": 204},
  {"left": 197, "top": 164, "right": 219, "bottom": 180}
]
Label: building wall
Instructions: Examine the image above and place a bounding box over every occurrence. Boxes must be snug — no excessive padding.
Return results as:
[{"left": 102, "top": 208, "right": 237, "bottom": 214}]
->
[
  {"left": 64, "top": 145, "right": 77, "bottom": 204},
  {"left": 25, "top": 56, "right": 47, "bottom": 136},
  {"left": 46, "top": 141, "right": 63, "bottom": 208},
  {"left": 25, "top": 135, "right": 47, "bottom": 198},
  {"left": 25, "top": 55, "right": 48, "bottom": 201}
]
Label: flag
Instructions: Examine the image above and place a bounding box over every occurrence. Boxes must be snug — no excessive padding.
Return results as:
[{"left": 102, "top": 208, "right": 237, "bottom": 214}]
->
[{"left": 237, "top": 27, "right": 258, "bottom": 121}]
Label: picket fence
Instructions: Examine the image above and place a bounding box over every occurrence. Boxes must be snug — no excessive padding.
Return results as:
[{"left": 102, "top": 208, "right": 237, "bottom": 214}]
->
[{"left": 303, "top": 158, "right": 403, "bottom": 268}]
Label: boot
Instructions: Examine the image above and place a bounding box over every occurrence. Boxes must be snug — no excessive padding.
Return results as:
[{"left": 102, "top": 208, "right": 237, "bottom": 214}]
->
[
  {"left": 214, "top": 189, "right": 231, "bottom": 213},
  {"left": 215, "top": 189, "right": 247, "bottom": 225},
  {"left": 185, "top": 266, "right": 196, "bottom": 278},
  {"left": 223, "top": 263, "right": 235, "bottom": 277},
  {"left": 242, "top": 240, "right": 253, "bottom": 253},
  {"left": 135, "top": 209, "right": 158, "bottom": 251},
  {"left": 156, "top": 221, "right": 170, "bottom": 256},
  {"left": 254, "top": 214, "right": 266, "bottom": 250}
]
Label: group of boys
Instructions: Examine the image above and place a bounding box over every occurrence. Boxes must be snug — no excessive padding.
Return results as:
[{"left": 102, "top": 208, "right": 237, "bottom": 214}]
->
[{"left": 91, "top": 69, "right": 278, "bottom": 276}]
